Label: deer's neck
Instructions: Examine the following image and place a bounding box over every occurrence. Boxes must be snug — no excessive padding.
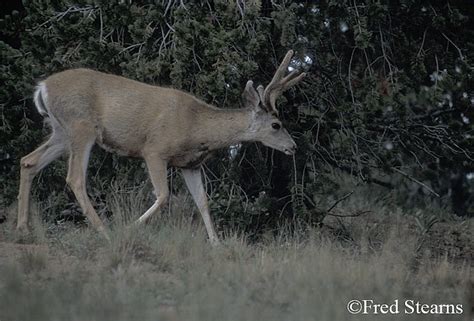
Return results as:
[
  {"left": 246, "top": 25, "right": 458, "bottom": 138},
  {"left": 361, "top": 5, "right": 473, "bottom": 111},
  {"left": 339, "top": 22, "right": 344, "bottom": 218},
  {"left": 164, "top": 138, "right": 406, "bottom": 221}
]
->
[{"left": 197, "top": 108, "right": 254, "bottom": 150}]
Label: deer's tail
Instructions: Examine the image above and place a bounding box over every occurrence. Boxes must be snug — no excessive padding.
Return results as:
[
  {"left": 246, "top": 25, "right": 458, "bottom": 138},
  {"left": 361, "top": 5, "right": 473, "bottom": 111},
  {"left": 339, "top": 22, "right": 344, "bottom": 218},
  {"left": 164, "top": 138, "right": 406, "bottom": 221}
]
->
[{"left": 33, "top": 82, "right": 49, "bottom": 117}]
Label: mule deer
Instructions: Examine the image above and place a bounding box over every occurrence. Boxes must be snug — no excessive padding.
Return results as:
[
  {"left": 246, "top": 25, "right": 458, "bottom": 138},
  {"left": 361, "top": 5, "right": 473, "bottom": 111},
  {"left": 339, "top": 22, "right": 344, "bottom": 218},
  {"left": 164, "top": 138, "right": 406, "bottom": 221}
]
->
[{"left": 17, "top": 50, "right": 305, "bottom": 244}]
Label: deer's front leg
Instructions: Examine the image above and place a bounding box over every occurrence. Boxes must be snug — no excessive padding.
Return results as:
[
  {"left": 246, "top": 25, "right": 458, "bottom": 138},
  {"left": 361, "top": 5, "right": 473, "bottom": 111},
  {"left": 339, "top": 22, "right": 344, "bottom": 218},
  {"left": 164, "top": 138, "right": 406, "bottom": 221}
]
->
[
  {"left": 182, "top": 168, "right": 219, "bottom": 246},
  {"left": 136, "top": 156, "right": 169, "bottom": 224}
]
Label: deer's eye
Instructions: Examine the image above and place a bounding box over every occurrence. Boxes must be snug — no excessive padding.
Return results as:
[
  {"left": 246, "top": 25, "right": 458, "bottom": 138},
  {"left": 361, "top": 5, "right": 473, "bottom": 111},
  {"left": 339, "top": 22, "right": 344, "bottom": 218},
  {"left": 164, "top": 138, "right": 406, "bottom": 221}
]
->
[{"left": 272, "top": 123, "right": 281, "bottom": 130}]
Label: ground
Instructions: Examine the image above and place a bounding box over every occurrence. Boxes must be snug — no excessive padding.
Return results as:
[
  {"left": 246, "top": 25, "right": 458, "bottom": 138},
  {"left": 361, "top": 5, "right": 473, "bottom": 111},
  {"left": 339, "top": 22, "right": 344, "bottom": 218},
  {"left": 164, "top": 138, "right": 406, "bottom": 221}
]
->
[{"left": 0, "top": 192, "right": 472, "bottom": 321}]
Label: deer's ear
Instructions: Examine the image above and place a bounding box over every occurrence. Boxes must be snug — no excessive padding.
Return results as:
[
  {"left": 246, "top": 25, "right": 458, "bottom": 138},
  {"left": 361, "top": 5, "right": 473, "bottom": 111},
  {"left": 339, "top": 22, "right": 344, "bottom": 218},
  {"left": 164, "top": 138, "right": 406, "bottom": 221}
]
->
[{"left": 242, "top": 80, "right": 260, "bottom": 110}]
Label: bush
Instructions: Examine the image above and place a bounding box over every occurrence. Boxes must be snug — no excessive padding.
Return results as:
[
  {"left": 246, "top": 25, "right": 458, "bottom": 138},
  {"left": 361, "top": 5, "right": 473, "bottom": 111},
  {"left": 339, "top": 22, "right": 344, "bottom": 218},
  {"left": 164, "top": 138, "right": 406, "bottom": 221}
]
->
[{"left": 0, "top": 1, "right": 472, "bottom": 234}]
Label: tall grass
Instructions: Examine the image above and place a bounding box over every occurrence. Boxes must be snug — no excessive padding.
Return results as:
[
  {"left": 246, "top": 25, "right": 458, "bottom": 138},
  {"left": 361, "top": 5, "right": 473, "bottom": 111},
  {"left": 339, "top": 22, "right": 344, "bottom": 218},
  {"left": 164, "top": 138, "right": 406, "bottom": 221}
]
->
[{"left": 0, "top": 182, "right": 471, "bottom": 321}]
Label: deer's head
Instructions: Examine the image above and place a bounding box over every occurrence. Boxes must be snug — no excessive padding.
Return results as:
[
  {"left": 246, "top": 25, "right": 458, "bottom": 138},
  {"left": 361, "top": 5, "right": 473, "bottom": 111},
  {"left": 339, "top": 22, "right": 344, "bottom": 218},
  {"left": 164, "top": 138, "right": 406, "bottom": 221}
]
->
[{"left": 243, "top": 50, "right": 306, "bottom": 155}]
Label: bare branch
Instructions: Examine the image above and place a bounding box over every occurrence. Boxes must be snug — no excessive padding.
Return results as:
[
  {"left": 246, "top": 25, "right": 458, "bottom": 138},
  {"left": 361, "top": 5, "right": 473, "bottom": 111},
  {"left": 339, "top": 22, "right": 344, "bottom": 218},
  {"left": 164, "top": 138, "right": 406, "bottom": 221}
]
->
[
  {"left": 391, "top": 167, "right": 440, "bottom": 197},
  {"left": 327, "top": 191, "right": 354, "bottom": 213},
  {"left": 441, "top": 32, "right": 464, "bottom": 60},
  {"left": 327, "top": 210, "right": 370, "bottom": 218}
]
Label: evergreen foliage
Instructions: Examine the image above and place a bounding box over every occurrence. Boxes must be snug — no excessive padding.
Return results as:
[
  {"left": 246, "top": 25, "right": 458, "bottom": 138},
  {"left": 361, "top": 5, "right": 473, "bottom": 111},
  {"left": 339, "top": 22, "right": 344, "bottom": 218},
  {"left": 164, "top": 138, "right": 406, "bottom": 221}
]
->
[{"left": 1, "top": 1, "right": 473, "bottom": 233}]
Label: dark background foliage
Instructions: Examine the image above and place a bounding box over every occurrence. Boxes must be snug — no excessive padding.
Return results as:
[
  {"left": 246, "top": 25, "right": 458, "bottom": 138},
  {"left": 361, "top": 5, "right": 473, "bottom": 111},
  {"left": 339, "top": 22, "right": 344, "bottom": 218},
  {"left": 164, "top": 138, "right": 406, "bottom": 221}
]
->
[{"left": 1, "top": 0, "right": 473, "bottom": 235}]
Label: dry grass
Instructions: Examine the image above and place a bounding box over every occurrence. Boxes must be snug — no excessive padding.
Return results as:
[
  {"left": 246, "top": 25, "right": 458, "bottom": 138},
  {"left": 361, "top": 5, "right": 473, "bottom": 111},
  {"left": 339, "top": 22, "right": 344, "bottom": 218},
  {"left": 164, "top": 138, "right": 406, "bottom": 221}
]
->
[{"left": 0, "top": 187, "right": 472, "bottom": 321}]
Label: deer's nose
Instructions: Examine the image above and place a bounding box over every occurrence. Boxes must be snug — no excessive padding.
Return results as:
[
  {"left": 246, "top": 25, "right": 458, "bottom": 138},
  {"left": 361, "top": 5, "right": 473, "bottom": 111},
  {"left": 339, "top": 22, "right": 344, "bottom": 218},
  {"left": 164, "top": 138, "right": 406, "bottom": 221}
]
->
[{"left": 285, "top": 144, "right": 297, "bottom": 155}]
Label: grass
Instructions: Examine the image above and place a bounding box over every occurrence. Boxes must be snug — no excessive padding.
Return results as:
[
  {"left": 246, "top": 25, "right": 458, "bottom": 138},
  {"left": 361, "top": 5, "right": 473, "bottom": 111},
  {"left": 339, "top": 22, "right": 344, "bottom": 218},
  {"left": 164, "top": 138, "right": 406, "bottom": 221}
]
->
[{"left": 0, "top": 186, "right": 472, "bottom": 321}]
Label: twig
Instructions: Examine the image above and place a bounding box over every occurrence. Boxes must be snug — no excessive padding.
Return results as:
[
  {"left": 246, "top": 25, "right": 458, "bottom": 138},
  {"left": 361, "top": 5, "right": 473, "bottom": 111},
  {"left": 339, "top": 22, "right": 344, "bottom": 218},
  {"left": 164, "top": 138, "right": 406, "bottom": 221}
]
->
[
  {"left": 327, "top": 210, "right": 370, "bottom": 218},
  {"left": 35, "top": 5, "right": 97, "bottom": 30},
  {"left": 327, "top": 191, "right": 354, "bottom": 213},
  {"left": 99, "top": 8, "right": 103, "bottom": 42},
  {"left": 441, "top": 32, "right": 464, "bottom": 60},
  {"left": 391, "top": 167, "right": 440, "bottom": 197},
  {"left": 417, "top": 29, "right": 427, "bottom": 57},
  {"left": 236, "top": 0, "right": 245, "bottom": 18},
  {"left": 164, "top": 0, "right": 173, "bottom": 16},
  {"left": 378, "top": 25, "right": 393, "bottom": 82},
  {"left": 348, "top": 47, "right": 356, "bottom": 104}
]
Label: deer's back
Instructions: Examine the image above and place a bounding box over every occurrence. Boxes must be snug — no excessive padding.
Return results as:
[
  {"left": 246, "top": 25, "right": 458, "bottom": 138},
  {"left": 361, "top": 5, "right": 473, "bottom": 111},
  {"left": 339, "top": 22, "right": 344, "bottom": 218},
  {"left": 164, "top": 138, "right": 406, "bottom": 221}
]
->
[{"left": 42, "top": 68, "right": 205, "bottom": 157}]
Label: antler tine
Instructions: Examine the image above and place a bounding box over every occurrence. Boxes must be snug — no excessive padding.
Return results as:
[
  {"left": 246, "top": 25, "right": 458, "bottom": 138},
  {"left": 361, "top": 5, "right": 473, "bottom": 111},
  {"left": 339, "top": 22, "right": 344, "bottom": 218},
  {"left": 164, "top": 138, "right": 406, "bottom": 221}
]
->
[
  {"left": 262, "top": 50, "right": 306, "bottom": 114},
  {"left": 256, "top": 85, "right": 265, "bottom": 102},
  {"left": 244, "top": 80, "right": 254, "bottom": 91},
  {"left": 282, "top": 72, "right": 306, "bottom": 91},
  {"left": 270, "top": 50, "right": 294, "bottom": 86}
]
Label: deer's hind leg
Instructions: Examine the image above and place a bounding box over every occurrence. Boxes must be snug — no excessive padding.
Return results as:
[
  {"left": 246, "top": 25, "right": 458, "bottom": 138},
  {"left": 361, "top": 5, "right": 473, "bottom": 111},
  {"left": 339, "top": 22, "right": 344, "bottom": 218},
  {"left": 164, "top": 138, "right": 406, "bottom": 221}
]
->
[
  {"left": 65, "top": 122, "right": 109, "bottom": 239},
  {"left": 136, "top": 154, "right": 169, "bottom": 224},
  {"left": 17, "top": 133, "right": 66, "bottom": 232}
]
